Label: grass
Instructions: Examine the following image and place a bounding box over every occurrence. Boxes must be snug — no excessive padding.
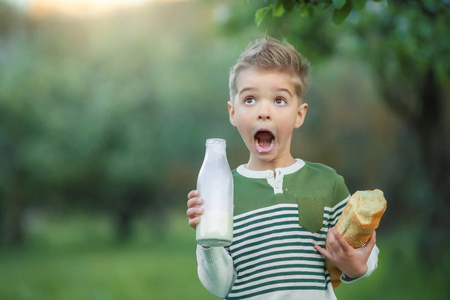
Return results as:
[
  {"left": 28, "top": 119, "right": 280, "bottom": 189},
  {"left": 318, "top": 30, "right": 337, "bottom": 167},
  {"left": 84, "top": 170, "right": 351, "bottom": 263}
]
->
[
  {"left": 0, "top": 213, "right": 447, "bottom": 299},
  {"left": 0, "top": 213, "right": 216, "bottom": 300}
]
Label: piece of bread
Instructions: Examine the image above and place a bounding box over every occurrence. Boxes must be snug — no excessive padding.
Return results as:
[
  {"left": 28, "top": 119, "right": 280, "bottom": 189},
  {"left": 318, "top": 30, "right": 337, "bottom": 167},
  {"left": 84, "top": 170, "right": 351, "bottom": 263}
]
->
[{"left": 327, "top": 189, "right": 387, "bottom": 288}]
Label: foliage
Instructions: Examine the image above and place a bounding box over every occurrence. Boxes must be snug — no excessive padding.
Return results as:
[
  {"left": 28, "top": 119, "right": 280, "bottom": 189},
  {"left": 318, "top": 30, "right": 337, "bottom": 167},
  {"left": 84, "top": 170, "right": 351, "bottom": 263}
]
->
[
  {"left": 0, "top": 1, "right": 239, "bottom": 243},
  {"left": 254, "top": 0, "right": 384, "bottom": 25}
]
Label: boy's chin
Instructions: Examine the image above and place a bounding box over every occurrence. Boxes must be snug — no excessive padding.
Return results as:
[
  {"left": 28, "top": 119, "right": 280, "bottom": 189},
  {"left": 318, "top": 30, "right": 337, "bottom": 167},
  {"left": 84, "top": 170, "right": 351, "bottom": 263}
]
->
[{"left": 250, "top": 149, "right": 277, "bottom": 162}]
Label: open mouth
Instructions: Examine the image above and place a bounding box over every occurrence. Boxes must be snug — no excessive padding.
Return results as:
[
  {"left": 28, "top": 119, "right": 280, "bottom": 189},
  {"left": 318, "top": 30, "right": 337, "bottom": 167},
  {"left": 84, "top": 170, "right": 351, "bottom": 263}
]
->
[{"left": 254, "top": 130, "right": 276, "bottom": 153}]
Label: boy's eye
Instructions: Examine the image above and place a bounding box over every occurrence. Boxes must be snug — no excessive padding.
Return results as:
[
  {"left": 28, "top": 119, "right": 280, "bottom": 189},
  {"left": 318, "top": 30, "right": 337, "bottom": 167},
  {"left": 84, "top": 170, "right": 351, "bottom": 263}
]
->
[
  {"left": 275, "top": 98, "right": 287, "bottom": 105},
  {"left": 244, "top": 97, "right": 256, "bottom": 105}
]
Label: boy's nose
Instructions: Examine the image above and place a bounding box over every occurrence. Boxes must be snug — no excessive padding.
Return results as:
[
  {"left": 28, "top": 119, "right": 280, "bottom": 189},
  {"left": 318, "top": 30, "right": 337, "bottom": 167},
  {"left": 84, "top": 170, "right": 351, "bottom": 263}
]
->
[{"left": 257, "top": 103, "right": 271, "bottom": 121}]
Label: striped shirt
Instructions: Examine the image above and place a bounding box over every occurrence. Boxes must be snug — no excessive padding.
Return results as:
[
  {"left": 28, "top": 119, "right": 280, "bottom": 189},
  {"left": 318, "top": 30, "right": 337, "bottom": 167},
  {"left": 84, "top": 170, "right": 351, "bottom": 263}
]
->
[{"left": 196, "top": 159, "right": 378, "bottom": 300}]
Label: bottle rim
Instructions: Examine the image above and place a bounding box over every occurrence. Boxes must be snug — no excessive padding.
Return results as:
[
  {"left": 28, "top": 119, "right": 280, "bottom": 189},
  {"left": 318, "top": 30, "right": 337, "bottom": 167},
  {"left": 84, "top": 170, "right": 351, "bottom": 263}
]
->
[{"left": 206, "top": 138, "right": 226, "bottom": 146}]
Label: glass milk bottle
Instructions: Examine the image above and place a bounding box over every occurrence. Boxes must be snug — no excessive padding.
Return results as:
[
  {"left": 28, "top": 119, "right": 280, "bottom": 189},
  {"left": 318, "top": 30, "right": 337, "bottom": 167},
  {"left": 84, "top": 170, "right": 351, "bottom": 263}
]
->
[{"left": 196, "top": 138, "right": 233, "bottom": 247}]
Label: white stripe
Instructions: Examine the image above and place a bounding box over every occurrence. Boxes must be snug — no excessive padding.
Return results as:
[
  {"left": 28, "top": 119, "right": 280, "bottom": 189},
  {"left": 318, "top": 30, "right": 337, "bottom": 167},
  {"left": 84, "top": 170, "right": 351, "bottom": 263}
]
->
[
  {"left": 234, "top": 223, "right": 329, "bottom": 243},
  {"left": 234, "top": 273, "right": 325, "bottom": 291},
  {"left": 235, "top": 204, "right": 337, "bottom": 226},
  {"left": 228, "top": 281, "right": 327, "bottom": 298},
  {"left": 234, "top": 217, "right": 300, "bottom": 241},
  {"left": 229, "top": 289, "right": 336, "bottom": 300},
  {"left": 333, "top": 196, "right": 349, "bottom": 210},
  {"left": 238, "top": 260, "right": 325, "bottom": 278},
  {"left": 235, "top": 251, "right": 325, "bottom": 272},
  {"left": 234, "top": 215, "right": 298, "bottom": 235},
  {"left": 331, "top": 197, "right": 349, "bottom": 218},
  {"left": 234, "top": 227, "right": 326, "bottom": 246},
  {"left": 233, "top": 221, "right": 328, "bottom": 244},
  {"left": 239, "top": 267, "right": 325, "bottom": 283},
  {"left": 232, "top": 230, "right": 326, "bottom": 253},
  {"left": 235, "top": 249, "right": 324, "bottom": 267},
  {"left": 234, "top": 203, "right": 298, "bottom": 225},
  {"left": 233, "top": 241, "right": 325, "bottom": 264},
  {"left": 235, "top": 203, "right": 341, "bottom": 228}
]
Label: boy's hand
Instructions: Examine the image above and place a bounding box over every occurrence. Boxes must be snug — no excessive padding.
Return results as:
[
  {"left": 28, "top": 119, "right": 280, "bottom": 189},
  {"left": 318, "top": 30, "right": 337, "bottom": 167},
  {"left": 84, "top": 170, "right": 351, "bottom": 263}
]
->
[
  {"left": 186, "top": 190, "right": 203, "bottom": 230},
  {"left": 314, "top": 227, "right": 376, "bottom": 279}
]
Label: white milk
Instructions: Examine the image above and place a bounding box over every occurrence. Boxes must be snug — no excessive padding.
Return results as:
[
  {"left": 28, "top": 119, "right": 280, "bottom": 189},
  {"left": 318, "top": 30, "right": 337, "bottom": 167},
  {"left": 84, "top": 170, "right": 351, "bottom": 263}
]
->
[{"left": 196, "top": 212, "right": 233, "bottom": 247}]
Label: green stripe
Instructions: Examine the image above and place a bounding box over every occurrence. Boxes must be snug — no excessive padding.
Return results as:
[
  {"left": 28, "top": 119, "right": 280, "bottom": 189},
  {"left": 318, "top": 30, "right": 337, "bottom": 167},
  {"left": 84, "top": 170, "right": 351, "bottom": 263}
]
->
[
  {"left": 234, "top": 270, "right": 325, "bottom": 287},
  {"left": 322, "top": 214, "right": 335, "bottom": 222},
  {"left": 234, "top": 206, "right": 298, "bottom": 227},
  {"left": 227, "top": 279, "right": 327, "bottom": 299},
  {"left": 227, "top": 285, "right": 327, "bottom": 299},
  {"left": 237, "top": 258, "right": 325, "bottom": 275},
  {"left": 234, "top": 207, "right": 340, "bottom": 233},
  {"left": 233, "top": 241, "right": 320, "bottom": 261},
  {"left": 232, "top": 228, "right": 325, "bottom": 253},
  {"left": 334, "top": 200, "right": 347, "bottom": 214},
  {"left": 237, "top": 263, "right": 326, "bottom": 282},
  {"left": 235, "top": 208, "right": 337, "bottom": 230},
  {"left": 234, "top": 220, "right": 328, "bottom": 240},
  {"left": 235, "top": 216, "right": 298, "bottom": 233},
  {"left": 235, "top": 252, "right": 324, "bottom": 271}
]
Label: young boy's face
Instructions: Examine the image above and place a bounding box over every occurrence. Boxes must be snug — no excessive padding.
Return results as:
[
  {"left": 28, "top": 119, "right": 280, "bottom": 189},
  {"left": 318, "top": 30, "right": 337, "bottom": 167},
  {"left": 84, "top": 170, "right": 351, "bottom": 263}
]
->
[{"left": 228, "top": 67, "right": 308, "bottom": 170}]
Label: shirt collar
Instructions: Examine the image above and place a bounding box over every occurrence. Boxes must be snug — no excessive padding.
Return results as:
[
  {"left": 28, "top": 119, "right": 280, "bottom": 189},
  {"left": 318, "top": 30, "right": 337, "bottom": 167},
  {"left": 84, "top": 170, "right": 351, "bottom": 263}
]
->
[{"left": 236, "top": 159, "right": 305, "bottom": 179}]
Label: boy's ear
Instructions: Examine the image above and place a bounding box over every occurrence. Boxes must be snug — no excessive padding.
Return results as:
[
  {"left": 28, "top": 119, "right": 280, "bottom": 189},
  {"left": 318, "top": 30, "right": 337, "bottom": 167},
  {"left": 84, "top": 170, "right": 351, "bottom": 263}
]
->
[
  {"left": 228, "top": 101, "right": 236, "bottom": 127},
  {"left": 295, "top": 103, "right": 308, "bottom": 128}
]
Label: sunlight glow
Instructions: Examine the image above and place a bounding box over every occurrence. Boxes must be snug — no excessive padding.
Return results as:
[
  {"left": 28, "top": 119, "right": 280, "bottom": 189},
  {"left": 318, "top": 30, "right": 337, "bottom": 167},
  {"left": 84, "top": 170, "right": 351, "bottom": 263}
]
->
[{"left": 26, "top": 0, "right": 191, "bottom": 17}]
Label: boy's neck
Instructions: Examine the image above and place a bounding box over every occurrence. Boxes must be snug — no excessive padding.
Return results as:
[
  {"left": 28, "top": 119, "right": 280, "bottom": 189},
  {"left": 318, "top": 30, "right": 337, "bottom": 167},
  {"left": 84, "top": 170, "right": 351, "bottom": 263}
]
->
[{"left": 245, "top": 155, "right": 297, "bottom": 171}]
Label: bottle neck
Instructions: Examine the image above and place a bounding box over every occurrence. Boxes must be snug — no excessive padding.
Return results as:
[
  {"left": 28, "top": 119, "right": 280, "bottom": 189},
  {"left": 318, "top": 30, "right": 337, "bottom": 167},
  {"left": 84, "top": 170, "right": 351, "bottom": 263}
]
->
[
  {"left": 205, "top": 144, "right": 226, "bottom": 156},
  {"left": 205, "top": 138, "right": 226, "bottom": 157}
]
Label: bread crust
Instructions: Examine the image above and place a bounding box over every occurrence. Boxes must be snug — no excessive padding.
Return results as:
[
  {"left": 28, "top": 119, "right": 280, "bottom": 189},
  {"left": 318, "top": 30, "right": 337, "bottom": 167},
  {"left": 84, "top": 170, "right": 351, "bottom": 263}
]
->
[{"left": 327, "top": 189, "right": 387, "bottom": 288}]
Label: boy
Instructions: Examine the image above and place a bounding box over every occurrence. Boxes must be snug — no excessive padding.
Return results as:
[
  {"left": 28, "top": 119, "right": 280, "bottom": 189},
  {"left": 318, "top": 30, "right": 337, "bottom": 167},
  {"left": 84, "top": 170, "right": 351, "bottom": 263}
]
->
[{"left": 186, "top": 36, "right": 378, "bottom": 299}]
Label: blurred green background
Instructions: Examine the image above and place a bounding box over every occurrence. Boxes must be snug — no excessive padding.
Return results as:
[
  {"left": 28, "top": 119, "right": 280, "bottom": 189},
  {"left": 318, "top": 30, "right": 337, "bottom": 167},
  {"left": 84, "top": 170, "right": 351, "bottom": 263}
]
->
[{"left": 0, "top": 0, "right": 449, "bottom": 299}]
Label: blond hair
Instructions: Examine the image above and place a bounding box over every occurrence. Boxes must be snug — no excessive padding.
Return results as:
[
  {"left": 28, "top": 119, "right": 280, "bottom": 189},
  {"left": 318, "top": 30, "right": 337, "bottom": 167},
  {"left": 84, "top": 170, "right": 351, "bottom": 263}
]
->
[{"left": 229, "top": 36, "right": 310, "bottom": 102}]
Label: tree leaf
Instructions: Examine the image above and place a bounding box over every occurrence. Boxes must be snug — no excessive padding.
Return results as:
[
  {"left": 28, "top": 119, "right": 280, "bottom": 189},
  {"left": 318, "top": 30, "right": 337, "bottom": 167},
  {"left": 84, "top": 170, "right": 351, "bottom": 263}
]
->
[
  {"left": 308, "top": 6, "right": 315, "bottom": 17},
  {"left": 332, "top": 0, "right": 347, "bottom": 10},
  {"left": 298, "top": 4, "right": 309, "bottom": 17},
  {"left": 351, "top": 0, "right": 366, "bottom": 10},
  {"left": 255, "top": 7, "right": 269, "bottom": 26},
  {"left": 273, "top": 2, "right": 285, "bottom": 17},
  {"left": 281, "top": 0, "right": 295, "bottom": 12},
  {"left": 333, "top": 1, "right": 352, "bottom": 25}
]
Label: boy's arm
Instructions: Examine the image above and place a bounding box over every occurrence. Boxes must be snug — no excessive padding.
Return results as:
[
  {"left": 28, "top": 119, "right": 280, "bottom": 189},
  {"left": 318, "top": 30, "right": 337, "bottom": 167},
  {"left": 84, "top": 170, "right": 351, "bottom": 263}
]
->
[{"left": 197, "top": 245, "right": 237, "bottom": 298}]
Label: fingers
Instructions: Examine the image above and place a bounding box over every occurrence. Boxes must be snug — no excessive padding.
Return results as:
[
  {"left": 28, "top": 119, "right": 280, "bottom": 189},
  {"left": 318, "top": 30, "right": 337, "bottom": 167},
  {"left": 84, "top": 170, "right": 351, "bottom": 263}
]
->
[
  {"left": 329, "top": 228, "right": 352, "bottom": 253},
  {"left": 188, "top": 214, "right": 201, "bottom": 229},
  {"left": 187, "top": 190, "right": 199, "bottom": 201},
  {"left": 362, "top": 231, "right": 377, "bottom": 252},
  {"left": 369, "top": 231, "right": 376, "bottom": 245},
  {"left": 186, "top": 190, "right": 203, "bottom": 229},
  {"left": 314, "top": 244, "right": 332, "bottom": 260},
  {"left": 187, "top": 190, "right": 201, "bottom": 208},
  {"left": 186, "top": 205, "right": 203, "bottom": 229}
]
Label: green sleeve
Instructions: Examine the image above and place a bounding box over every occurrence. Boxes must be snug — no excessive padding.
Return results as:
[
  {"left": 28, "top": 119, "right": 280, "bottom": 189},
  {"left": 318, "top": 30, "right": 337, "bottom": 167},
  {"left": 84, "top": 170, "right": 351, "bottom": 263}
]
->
[{"left": 334, "top": 174, "right": 350, "bottom": 205}]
